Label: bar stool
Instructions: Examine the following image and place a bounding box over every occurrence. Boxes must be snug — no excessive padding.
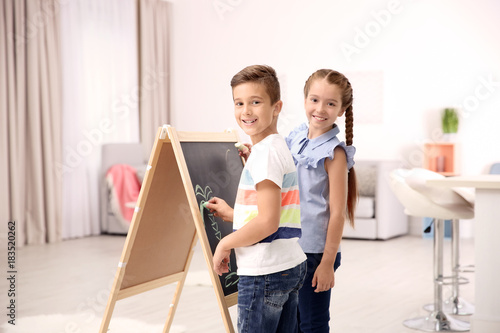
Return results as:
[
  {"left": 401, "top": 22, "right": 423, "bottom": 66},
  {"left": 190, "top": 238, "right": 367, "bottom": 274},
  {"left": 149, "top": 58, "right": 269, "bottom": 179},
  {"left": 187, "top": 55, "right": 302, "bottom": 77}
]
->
[
  {"left": 405, "top": 168, "right": 475, "bottom": 317},
  {"left": 390, "top": 168, "right": 473, "bottom": 332},
  {"left": 422, "top": 218, "right": 475, "bottom": 316}
]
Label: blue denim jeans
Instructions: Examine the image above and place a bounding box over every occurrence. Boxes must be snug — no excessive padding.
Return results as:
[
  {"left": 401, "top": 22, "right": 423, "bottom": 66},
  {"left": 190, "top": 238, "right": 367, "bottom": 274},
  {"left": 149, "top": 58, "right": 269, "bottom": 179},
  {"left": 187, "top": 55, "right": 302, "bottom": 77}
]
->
[
  {"left": 237, "top": 261, "right": 307, "bottom": 333},
  {"left": 298, "top": 252, "right": 341, "bottom": 333}
]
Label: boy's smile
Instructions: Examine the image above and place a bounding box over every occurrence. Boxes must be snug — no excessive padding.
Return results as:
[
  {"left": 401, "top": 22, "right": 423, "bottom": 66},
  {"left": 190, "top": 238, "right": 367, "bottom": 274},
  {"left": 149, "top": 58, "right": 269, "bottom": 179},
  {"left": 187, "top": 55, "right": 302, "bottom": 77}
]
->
[
  {"left": 233, "top": 82, "right": 282, "bottom": 144},
  {"left": 241, "top": 118, "right": 257, "bottom": 125}
]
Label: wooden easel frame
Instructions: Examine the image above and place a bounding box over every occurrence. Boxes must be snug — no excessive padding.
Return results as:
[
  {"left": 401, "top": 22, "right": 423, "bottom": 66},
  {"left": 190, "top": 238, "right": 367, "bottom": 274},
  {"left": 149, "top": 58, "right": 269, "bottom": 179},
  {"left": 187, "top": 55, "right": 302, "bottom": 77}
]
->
[{"left": 99, "top": 125, "right": 240, "bottom": 333}]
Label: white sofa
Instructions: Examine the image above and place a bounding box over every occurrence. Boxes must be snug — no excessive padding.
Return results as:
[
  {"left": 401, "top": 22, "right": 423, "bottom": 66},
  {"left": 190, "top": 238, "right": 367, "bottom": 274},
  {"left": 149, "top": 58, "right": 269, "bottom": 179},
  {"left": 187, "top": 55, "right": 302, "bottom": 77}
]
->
[{"left": 342, "top": 160, "right": 408, "bottom": 240}]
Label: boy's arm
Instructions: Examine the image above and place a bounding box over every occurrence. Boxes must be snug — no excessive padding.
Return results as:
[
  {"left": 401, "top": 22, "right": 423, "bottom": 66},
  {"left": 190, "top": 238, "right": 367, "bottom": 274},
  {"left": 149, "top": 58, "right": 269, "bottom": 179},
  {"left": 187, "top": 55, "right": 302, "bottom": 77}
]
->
[
  {"left": 206, "top": 197, "right": 234, "bottom": 222},
  {"left": 213, "top": 179, "right": 281, "bottom": 275},
  {"left": 313, "top": 146, "right": 348, "bottom": 292}
]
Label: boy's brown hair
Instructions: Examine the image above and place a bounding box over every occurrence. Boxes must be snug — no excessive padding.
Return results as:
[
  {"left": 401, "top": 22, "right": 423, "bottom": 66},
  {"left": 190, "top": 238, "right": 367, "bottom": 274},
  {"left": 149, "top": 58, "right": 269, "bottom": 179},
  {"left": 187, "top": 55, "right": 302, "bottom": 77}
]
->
[{"left": 230, "top": 65, "right": 281, "bottom": 104}]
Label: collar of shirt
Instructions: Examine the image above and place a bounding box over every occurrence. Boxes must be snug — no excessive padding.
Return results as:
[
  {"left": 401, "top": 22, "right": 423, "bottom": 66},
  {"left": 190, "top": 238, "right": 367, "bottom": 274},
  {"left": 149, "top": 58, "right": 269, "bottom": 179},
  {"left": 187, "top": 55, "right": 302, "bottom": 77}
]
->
[{"left": 298, "top": 124, "right": 340, "bottom": 151}]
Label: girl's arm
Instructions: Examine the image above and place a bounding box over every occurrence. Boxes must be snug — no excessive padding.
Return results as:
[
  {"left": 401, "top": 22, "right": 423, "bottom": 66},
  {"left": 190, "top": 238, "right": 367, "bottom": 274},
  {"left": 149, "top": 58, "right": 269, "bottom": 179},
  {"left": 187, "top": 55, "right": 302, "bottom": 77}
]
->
[
  {"left": 213, "top": 179, "right": 281, "bottom": 275},
  {"left": 312, "top": 146, "right": 348, "bottom": 292}
]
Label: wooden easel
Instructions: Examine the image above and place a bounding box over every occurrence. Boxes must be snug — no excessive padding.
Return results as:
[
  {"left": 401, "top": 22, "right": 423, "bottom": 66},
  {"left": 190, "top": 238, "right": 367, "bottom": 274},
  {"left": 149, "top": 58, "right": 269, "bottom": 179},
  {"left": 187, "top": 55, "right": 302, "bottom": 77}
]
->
[{"left": 99, "top": 125, "right": 242, "bottom": 333}]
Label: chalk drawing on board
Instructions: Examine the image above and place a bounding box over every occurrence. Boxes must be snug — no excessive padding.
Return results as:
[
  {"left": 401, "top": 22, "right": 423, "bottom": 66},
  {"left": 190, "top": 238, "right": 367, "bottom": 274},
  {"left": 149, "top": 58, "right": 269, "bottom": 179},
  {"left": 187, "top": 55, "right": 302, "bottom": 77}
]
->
[
  {"left": 195, "top": 184, "right": 221, "bottom": 240},
  {"left": 195, "top": 184, "right": 239, "bottom": 288}
]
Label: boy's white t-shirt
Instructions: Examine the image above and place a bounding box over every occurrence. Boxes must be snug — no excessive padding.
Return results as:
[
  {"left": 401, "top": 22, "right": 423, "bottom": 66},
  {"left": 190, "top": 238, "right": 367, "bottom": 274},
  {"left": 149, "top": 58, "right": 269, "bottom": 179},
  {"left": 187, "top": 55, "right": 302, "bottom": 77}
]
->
[{"left": 232, "top": 134, "right": 306, "bottom": 276}]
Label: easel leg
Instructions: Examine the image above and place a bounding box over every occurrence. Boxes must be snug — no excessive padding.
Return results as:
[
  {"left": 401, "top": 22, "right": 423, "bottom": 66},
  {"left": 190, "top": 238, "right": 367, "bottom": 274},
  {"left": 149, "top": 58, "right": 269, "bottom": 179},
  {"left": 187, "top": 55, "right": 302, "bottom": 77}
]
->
[
  {"left": 99, "top": 267, "right": 127, "bottom": 333},
  {"left": 162, "top": 237, "right": 197, "bottom": 333},
  {"left": 162, "top": 277, "right": 187, "bottom": 333},
  {"left": 220, "top": 296, "right": 236, "bottom": 333},
  {"left": 99, "top": 297, "right": 116, "bottom": 333}
]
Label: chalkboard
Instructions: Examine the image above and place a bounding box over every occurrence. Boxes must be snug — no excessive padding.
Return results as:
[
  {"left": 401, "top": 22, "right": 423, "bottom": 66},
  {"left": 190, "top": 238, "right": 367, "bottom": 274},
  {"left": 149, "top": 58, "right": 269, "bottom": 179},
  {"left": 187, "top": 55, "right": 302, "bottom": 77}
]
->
[{"left": 181, "top": 141, "right": 243, "bottom": 296}]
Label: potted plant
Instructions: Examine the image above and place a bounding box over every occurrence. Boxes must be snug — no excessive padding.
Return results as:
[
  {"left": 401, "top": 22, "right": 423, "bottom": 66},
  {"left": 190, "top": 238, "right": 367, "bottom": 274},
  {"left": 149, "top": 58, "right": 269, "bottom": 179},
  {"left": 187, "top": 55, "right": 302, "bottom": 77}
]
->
[{"left": 441, "top": 108, "right": 458, "bottom": 141}]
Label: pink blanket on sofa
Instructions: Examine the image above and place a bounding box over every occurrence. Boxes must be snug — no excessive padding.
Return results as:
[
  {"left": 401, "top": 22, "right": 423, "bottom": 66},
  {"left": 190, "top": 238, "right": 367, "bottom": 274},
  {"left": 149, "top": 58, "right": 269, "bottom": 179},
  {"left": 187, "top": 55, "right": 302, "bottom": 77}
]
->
[{"left": 106, "top": 164, "right": 141, "bottom": 222}]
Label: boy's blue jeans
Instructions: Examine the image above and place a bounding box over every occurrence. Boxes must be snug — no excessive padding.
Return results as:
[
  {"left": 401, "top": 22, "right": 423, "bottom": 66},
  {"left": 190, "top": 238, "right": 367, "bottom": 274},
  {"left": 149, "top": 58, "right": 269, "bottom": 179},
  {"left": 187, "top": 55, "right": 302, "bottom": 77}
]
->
[
  {"left": 237, "top": 261, "right": 307, "bottom": 333},
  {"left": 298, "top": 252, "right": 342, "bottom": 333}
]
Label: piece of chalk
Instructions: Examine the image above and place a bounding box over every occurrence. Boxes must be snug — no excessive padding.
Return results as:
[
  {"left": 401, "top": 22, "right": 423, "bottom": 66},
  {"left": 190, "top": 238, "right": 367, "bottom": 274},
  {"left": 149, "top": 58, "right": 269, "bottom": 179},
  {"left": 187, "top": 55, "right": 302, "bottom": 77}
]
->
[
  {"left": 235, "top": 142, "right": 248, "bottom": 152},
  {"left": 202, "top": 202, "right": 209, "bottom": 209}
]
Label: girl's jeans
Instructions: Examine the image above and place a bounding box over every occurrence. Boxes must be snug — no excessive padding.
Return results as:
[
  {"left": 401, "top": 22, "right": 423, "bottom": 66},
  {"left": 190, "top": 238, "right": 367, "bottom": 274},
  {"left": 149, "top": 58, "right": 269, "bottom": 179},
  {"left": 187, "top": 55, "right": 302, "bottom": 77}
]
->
[
  {"left": 298, "top": 252, "right": 342, "bottom": 333},
  {"left": 237, "top": 261, "right": 307, "bottom": 333}
]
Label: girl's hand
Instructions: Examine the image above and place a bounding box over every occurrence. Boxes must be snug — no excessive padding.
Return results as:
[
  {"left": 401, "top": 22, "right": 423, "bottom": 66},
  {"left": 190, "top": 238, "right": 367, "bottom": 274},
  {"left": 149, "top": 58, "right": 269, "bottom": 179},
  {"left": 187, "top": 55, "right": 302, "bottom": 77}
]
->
[
  {"left": 312, "top": 262, "right": 335, "bottom": 293},
  {"left": 213, "top": 240, "right": 231, "bottom": 276},
  {"left": 206, "top": 197, "right": 234, "bottom": 222}
]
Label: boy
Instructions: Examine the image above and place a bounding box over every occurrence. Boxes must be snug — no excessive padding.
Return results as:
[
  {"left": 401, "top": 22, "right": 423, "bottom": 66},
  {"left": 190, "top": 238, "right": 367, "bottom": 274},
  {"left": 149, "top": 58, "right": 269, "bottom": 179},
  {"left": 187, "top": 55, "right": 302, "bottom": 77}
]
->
[{"left": 207, "top": 65, "right": 306, "bottom": 333}]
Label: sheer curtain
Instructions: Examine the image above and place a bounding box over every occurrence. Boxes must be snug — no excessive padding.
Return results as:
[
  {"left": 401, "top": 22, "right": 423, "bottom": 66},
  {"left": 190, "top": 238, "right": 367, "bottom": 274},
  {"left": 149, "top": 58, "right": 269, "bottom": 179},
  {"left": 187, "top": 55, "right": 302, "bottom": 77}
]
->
[
  {"left": 60, "top": 0, "right": 139, "bottom": 238},
  {"left": 139, "top": 0, "right": 171, "bottom": 155},
  {"left": 1, "top": 0, "right": 62, "bottom": 246}
]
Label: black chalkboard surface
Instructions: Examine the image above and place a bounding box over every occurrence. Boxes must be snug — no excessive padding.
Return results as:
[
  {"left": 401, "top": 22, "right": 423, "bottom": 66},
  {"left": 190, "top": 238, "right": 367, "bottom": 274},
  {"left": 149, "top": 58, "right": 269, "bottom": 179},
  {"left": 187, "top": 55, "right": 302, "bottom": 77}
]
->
[{"left": 180, "top": 141, "right": 243, "bottom": 296}]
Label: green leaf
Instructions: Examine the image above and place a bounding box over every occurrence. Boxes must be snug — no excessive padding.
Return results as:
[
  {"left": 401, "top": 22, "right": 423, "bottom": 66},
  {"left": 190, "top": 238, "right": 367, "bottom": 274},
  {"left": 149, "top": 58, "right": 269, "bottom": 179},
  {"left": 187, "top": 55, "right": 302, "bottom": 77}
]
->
[{"left": 442, "top": 108, "right": 458, "bottom": 133}]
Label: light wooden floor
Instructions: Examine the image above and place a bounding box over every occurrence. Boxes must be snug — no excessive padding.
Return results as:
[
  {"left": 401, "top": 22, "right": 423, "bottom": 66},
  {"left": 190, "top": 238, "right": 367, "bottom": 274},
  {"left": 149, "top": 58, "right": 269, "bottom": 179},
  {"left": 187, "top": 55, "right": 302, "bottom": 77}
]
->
[{"left": 2, "top": 234, "right": 476, "bottom": 332}]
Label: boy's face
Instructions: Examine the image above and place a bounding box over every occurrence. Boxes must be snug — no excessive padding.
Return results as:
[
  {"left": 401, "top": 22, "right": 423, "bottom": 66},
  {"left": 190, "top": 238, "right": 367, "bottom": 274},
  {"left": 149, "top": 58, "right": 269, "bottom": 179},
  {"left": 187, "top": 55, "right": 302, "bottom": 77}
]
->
[{"left": 233, "top": 82, "right": 281, "bottom": 144}]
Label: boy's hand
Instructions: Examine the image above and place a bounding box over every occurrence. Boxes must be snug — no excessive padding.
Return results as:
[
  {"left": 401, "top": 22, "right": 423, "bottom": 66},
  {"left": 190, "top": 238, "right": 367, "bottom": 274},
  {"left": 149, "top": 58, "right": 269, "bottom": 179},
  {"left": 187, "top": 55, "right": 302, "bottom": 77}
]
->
[
  {"left": 213, "top": 240, "right": 231, "bottom": 276},
  {"left": 238, "top": 143, "right": 252, "bottom": 161},
  {"left": 206, "top": 197, "right": 234, "bottom": 222},
  {"left": 312, "top": 262, "right": 335, "bottom": 292}
]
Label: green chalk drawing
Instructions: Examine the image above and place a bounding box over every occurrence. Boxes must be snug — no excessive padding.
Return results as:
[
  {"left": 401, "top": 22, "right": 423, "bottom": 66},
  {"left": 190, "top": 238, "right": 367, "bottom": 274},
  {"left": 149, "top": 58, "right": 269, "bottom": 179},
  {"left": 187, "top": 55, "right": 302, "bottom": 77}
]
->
[
  {"left": 194, "top": 184, "right": 239, "bottom": 286},
  {"left": 195, "top": 184, "right": 221, "bottom": 240},
  {"left": 225, "top": 272, "right": 240, "bottom": 288}
]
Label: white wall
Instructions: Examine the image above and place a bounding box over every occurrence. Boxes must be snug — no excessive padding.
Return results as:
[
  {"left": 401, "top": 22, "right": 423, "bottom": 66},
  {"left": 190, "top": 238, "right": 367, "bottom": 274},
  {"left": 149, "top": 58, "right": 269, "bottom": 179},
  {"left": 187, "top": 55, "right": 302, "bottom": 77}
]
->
[{"left": 167, "top": 0, "right": 500, "bottom": 175}]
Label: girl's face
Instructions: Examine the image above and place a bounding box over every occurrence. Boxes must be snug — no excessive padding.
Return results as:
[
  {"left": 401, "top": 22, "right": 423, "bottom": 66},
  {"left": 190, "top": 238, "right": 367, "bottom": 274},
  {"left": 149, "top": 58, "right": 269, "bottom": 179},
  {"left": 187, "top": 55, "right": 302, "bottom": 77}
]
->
[{"left": 304, "top": 79, "right": 345, "bottom": 138}]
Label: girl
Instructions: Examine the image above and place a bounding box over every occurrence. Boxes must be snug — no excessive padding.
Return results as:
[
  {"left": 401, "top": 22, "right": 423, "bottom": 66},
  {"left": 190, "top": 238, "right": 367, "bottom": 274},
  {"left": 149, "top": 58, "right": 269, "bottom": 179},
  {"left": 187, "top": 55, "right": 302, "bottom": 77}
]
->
[{"left": 286, "top": 69, "right": 357, "bottom": 333}]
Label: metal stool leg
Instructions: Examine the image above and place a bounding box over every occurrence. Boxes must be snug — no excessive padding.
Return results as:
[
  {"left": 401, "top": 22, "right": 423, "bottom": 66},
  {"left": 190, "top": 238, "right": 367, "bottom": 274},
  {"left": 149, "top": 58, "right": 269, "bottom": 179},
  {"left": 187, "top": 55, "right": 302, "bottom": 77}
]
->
[
  {"left": 424, "top": 220, "right": 475, "bottom": 315},
  {"left": 404, "top": 219, "right": 470, "bottom": 331},
  {"left": 449, "top": 219, "right": 475, "bottom": 315}
]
